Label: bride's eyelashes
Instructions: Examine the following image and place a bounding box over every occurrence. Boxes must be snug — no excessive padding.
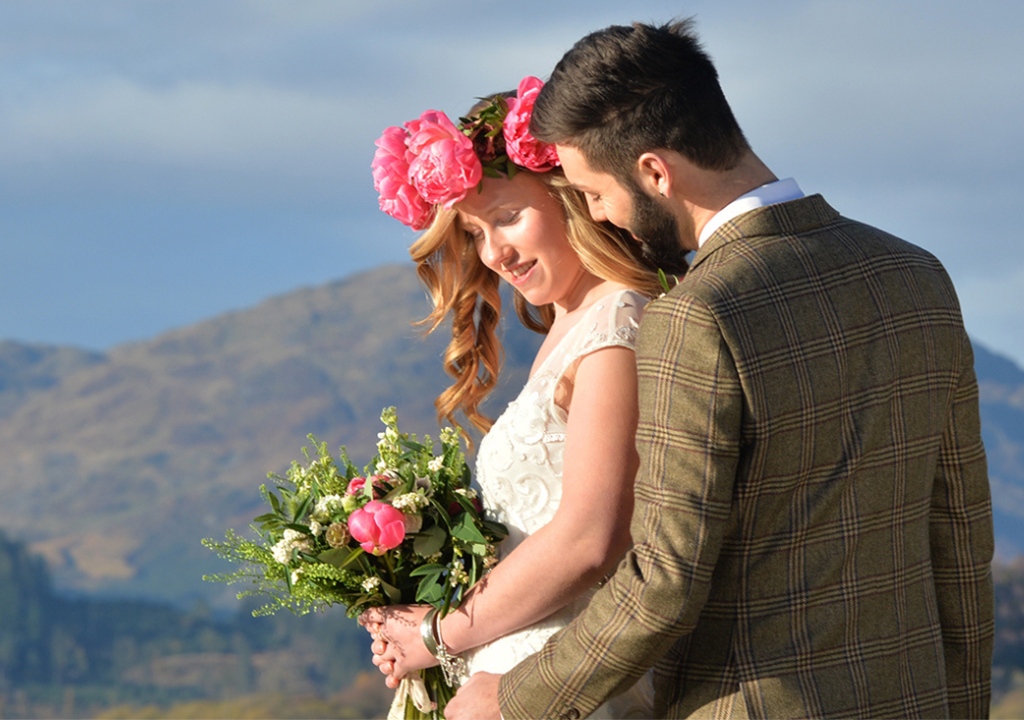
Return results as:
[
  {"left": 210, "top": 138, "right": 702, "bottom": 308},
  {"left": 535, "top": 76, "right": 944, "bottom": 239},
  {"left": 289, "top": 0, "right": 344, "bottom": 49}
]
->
[
  {"left": 495, "top": 209, "right": 522, "bottom": 227},
  {"left": 462, "top": 210, "right": 522, "bottom": 245}
]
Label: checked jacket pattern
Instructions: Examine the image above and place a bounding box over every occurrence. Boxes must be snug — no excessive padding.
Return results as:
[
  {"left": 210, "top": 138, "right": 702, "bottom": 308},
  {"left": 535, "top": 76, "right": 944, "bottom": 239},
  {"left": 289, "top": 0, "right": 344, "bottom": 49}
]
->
[{"left": 498, "top": 195, "right": 994, "bottom": 719}]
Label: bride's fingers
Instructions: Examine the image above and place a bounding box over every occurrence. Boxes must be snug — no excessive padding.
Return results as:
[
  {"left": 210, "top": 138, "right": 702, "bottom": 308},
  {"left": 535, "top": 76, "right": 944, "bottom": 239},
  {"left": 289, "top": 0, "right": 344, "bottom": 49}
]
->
[
  {"left": 386, "top": 675, "right": 401, "bottom": 690},
  {"left": 359, "top": 619, "right": 382, "bottom": 638},
  {"left": 360, "top": 608, "right": 385, "bottom": 627},
  {"left": 371, "top": 639, "right": 387, "bottom": 655}
]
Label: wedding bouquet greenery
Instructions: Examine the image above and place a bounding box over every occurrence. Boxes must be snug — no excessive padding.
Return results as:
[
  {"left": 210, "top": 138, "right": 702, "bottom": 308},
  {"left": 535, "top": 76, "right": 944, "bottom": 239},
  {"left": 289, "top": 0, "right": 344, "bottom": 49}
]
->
[{"left": 203, "top": 407, "right": 506, "bottom": 717}]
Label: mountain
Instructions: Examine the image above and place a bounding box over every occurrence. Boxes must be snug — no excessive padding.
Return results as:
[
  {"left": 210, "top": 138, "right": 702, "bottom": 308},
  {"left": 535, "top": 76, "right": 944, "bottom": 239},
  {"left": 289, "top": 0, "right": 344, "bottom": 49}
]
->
[
  {"left": 0, "top": 263, "right": 1020, "bottom": 608},
  {"left": 975, "top": 340, "right": 1024, "bottom": 559},
  {"left": 0, "top": 341, "right": 105, "bottom": 419},
  {"left": 0, "top": 264, "right": 540, "bottom": 606}
]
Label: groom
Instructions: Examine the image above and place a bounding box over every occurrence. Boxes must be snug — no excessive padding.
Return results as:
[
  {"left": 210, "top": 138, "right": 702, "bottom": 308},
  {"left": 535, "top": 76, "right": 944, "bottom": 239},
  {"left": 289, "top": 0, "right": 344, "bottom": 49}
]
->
[{"left": 446, "top": 18, "right": 994, "bottom": 720}]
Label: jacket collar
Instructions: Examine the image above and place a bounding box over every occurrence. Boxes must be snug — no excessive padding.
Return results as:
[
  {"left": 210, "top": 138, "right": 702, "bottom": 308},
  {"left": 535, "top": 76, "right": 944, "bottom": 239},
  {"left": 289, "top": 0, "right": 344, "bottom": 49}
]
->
[{"left": 689, "top": 194, "right": 841, "bottom": 273}]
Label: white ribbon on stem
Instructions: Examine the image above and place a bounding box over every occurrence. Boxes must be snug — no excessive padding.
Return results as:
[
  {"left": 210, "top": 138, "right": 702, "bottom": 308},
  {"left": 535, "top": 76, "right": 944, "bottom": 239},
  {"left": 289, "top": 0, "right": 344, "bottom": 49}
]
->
[{"left": 386, "top": 673, "right": 436, "bottom": 719}]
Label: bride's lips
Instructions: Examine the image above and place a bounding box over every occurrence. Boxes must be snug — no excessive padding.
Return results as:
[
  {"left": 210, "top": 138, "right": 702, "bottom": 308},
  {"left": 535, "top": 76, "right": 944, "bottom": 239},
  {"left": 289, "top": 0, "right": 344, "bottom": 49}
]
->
[{"left": 506, "top": 260, "right": 536, "bottom": 285}]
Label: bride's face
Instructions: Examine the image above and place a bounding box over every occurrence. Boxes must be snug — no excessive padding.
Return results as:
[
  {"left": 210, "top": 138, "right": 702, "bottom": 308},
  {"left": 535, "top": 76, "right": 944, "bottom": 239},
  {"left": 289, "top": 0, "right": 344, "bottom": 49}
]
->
[{"left": 456, "top": 172, "right": 588, "bottom": 310}]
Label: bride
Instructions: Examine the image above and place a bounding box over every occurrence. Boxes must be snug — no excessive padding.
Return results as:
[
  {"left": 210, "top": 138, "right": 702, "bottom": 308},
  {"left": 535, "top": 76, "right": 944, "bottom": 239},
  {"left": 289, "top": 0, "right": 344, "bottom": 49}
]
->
[{"left": 361, "top": 76, "right": 688, "bottom": 718}]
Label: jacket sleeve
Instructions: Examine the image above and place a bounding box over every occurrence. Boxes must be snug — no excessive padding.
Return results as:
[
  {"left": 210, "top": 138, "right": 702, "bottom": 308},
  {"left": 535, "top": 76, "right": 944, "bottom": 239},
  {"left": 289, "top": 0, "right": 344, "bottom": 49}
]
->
[
  {"left": 498, "top": 291, "right": 743, "bottom": 719},
  {"left": 929, "top": 331, "right": 994, "bottom": 719}
]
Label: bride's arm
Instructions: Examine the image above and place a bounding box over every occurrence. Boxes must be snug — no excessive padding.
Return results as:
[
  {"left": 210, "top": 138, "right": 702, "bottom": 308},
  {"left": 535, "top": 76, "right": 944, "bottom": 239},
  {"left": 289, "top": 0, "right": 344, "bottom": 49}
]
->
[{"left": 365, "top": 345, "right": 639, "bottom": 679}]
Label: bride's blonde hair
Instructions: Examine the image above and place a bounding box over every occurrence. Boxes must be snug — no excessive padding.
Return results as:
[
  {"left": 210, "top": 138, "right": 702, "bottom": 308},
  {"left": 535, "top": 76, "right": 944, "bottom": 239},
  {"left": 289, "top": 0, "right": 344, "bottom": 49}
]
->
[{"left": 411, "top": 169, "right": 685, "bottom": 441}]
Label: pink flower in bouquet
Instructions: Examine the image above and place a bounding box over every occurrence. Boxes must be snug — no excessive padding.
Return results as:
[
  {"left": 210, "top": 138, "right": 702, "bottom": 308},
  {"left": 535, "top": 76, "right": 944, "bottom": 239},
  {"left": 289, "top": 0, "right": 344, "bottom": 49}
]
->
[
  {"left": 405, "top": 110, "right": 482, "bottom": 208},
  {"left": 348, "top": 500, "right": 406, "bottom": 555},
  {"left": 347, "top": 475, "right": 389, "bottom": 497},
  {"left": 504, "top": 76, "right": 559, "bottom": 172},
  {"left": 371, "top": 126, "right": 433, "bottom": 230}
]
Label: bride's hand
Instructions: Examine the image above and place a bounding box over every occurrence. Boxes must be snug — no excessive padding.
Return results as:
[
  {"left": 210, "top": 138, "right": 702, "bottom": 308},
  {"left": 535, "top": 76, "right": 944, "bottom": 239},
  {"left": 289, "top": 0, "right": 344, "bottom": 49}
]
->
[
  {"left": 369, "top": 636, "right": 401, "bottom": 690},
  {"left": 360, "top": 605, "right": 439, "bottom": 681}
]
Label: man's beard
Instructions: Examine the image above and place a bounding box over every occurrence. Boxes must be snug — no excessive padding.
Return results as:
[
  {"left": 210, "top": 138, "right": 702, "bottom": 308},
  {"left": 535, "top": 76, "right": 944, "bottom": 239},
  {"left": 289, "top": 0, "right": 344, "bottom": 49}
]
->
[{"left": 628, "top": 183, "right": 685, "bottom": 266}]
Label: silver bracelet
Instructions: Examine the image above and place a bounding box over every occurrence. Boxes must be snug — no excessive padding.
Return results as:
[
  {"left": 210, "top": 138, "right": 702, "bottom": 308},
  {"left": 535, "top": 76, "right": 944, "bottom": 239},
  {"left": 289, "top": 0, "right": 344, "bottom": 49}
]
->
[{"left": 419, "top": 607, "right": 439, "bottom": 657}]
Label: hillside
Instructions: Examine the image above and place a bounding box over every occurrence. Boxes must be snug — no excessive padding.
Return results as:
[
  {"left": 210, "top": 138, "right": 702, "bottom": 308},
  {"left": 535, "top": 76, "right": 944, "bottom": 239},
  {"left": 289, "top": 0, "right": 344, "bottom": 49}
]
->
[
  {"left": 0, "top": 263, "right": 1020, "bottom": 607},
  {"left": 0, "top": 264, "right": 539, "bottom": 606},
  {"left": 976, "top": 340, "right": 1024, "bottom": 558}
]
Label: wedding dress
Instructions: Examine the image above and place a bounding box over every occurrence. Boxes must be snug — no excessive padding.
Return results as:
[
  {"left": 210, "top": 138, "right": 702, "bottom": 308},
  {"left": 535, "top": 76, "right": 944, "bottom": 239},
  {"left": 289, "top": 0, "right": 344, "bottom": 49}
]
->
[{"left": 461, "top": 288, "right": 655, "bottom": 719}]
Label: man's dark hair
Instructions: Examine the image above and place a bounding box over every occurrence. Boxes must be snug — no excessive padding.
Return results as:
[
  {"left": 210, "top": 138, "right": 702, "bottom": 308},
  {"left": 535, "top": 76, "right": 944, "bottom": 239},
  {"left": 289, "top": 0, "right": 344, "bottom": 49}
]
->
[{"left": 532, "top": 18, "right": 750, "bottom": 183}]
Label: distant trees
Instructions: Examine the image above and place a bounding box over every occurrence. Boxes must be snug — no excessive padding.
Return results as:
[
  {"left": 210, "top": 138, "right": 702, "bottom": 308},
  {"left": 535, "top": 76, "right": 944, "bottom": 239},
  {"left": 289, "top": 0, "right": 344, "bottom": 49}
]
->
[
  {"left": 0, "top": 531, "right": 52, "bottom": 685},
  {"left": 993, "top": 558, "right": 1024, "bottom": 712},
  {"left": 3, "top": 529, "right": 1024, "bottom": 717},
  {"left": 0, "top": 531, "right": 375, "bottom": 716}
]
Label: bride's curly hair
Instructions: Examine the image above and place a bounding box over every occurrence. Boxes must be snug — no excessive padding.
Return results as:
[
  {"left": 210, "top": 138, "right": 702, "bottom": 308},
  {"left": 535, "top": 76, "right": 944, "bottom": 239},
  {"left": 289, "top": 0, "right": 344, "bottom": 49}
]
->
[{"left": 410, "top": 166, "right": 688, "bottom": 443}]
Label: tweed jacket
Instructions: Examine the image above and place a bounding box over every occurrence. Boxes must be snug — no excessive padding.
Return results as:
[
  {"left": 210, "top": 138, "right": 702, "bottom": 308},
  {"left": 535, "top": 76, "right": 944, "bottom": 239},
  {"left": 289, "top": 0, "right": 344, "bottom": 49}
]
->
[{"left": 498, "top": 195, "right": 994, "bottom": 719}]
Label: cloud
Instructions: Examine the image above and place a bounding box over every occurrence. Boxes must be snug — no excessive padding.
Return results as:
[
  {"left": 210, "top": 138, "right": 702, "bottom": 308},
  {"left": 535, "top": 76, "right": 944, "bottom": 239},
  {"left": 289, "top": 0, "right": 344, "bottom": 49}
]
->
[
  {"left": 0, "top": 0, "right": 1020, "bottom": 361},
  {"left": 0, "top": 76, "right": 356, "bottom": 195}
]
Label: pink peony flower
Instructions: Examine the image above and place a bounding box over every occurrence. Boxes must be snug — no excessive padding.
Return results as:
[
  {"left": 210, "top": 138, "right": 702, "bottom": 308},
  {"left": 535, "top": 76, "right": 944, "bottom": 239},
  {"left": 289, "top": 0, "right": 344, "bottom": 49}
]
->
[
  {"left": 503, "top": 76, "right": 560, "bottom": 172},
  {"left": 347, "top": 475, "right": 389, "bottom": 497},
  {"left": 371, "top": 125, "right": 433, "bottom": 230},
  {"left": 405, "top": 110, "right": 482, "bottom": 208},
  {"left": 347, "top": 500, "right": 407, "bottom": 555}
]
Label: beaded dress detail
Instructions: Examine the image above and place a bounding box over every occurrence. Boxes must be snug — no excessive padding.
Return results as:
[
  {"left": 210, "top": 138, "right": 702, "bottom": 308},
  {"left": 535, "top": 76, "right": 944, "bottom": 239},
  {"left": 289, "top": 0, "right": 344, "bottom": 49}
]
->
[{"left": 462, "top": 289, "right": 654, "bottom": 718}]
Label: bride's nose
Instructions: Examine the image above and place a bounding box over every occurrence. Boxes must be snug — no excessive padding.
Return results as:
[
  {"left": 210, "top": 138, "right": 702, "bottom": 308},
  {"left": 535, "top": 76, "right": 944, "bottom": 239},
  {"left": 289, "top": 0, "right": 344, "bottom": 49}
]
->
[{"left": 478, "top": 232, "right": 513, "bottom": 269}]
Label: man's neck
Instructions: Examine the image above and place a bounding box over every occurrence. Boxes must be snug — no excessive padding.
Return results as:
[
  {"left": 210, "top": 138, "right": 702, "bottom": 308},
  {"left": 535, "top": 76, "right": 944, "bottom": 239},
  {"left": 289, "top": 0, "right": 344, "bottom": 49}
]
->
[{"left": 674, "top": 152, "right": 777, "bottom": 249}]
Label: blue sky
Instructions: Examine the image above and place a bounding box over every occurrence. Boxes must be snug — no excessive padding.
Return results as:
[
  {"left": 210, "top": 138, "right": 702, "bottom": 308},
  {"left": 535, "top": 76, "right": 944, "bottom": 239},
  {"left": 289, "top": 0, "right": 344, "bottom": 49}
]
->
[{"left": 2, "top": 0, "right": 1022, "bottom": 367}]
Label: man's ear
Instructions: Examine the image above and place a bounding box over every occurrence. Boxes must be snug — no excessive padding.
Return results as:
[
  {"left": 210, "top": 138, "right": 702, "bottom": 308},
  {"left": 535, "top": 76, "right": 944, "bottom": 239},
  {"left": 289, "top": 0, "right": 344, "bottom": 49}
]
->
[{"left": 636, "top": 152, "right": 672, "bottom": 197}]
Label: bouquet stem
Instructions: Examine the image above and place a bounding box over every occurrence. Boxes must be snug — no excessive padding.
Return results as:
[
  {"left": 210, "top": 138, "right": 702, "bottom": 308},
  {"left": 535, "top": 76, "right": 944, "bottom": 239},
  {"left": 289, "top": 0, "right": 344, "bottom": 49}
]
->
[{"left": 387, "top": 667, "right": 455, "bottom": 720}]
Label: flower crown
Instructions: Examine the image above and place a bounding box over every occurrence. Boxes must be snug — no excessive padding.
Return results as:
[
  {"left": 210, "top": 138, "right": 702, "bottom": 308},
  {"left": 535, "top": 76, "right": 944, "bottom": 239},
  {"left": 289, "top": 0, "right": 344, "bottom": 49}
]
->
[{"left": 371, "top": 76, "right": 560, "bottom": 230}]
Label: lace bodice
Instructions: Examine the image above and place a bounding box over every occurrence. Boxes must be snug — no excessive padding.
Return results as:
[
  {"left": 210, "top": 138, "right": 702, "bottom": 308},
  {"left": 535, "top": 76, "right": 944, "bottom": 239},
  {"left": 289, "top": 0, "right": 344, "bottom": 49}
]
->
[
  {"left": 461, "top": 289, "right": 654, "bottom": 717},
  {"left": 474, "top": 289, "right": 646, "bottom": 549}
]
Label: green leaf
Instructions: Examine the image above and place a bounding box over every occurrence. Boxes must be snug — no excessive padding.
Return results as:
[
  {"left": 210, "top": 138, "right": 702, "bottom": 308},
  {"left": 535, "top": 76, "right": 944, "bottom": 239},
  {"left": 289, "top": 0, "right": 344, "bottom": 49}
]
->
[
  {"left": 451, "top": 493, "right": 475, "bottom": 514},
  {"left": 409, "top": 563, "right": 446, "bottom": 579},
  {"left": 380, "top": 579, "right": 402, "bottom": 603},
  {"left": 451, "top": 514, "right": 487, "bottom": 544},
  {"left": 416, "top": 576, "right": 445, "bottom": 605},
  {"left": 292, "top": 494, "right": 313, "bottom": 522},
  {"left": 483, "top": 520, "right": 509, "bottom": 539},
  {"left": 267, "top": 491, "right": 282, "bottom": 514},
  {"left": 318, "top": 546, "right": 363, "bottom": 570},
  {"left": 413, "top": 525, "right": 447, "bottom": 557}
]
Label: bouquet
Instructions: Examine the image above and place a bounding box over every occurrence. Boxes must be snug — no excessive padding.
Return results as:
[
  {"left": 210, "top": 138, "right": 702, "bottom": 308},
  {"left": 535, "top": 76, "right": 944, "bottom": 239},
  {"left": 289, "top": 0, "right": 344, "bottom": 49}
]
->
[{"left": 203, "top": 407, "right": 507, "bottom": 719}]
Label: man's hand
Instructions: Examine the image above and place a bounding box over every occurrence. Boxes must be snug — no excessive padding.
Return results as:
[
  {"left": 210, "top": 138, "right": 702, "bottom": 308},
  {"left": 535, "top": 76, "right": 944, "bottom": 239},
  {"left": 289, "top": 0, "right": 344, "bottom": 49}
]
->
[{"left": 445, "top": 671, "right": 502, "bottom": 720}]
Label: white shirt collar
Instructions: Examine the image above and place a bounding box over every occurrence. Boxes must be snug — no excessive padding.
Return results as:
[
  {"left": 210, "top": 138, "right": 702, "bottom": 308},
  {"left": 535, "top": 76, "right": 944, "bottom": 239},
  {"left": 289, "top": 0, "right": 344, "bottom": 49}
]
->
[{"left": 697, "top": 177, "right": 805, "bottom": 247}]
